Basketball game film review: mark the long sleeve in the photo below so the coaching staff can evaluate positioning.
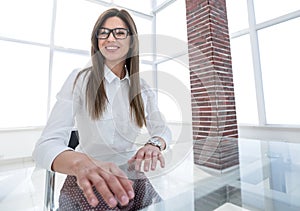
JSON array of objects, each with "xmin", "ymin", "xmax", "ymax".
[
  {"xmin": 32, "ymin": 69, "xmax": 82, "ymax": 170},
  {"xmin": 141, "ymin": 79, "xmax": 172, "ymax": 147}
]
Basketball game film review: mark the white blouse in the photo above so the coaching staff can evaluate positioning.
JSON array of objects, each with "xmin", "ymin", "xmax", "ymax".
[{"xmin": 33, "ymin": 66, "xmax": 172, "ymax": 170}]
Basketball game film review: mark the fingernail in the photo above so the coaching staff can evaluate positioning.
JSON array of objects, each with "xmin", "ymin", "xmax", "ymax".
[
  {"xmin": 90, "ymin": 198, "xmax": 97, "ymax": 207},
  {"xmin": 121, "ymin": 195, "xmax": 129, "ymax": 204},
  {"xmin": 108, "ymin": 197, "xmax": 117, "ymax": 207},
  {"xmin": 128, "ymin": 190, "xmax": 134, "ymax": 199}
]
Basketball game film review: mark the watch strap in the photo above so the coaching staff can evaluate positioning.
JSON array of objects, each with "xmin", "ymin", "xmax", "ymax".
[{"xmin": 145, "ymin": 137, "xmax": 162, "ymax": 151}]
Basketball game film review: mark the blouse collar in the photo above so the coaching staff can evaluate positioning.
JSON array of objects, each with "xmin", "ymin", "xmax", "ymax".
[{"xmin": 104, "ymin": 65, "xmax": 130, "ymax": 85}]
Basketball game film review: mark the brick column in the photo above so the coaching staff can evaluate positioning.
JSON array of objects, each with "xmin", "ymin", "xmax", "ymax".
[{"xmin": 185, "ymin": 0, "xmax": 239, "ymax": 170}]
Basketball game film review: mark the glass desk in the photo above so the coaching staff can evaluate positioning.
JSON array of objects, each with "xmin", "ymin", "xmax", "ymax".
[
  {"xmin": 48, "ymin": 138, "xmax": 300, "ymax": 210},
  {"xmin": 141, "ymin": 138, "xmax": 300, "ymax": 211}
]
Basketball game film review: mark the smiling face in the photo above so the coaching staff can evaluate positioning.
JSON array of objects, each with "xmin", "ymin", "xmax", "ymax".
[{"xmin": 98, "ymin": 17, "xmax": 131, "ymax": 68}]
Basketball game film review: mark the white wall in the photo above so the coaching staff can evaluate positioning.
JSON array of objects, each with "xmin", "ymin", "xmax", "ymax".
[
  {"xmin": 0, "ymin": 128, "xmax": 42, "ymax": 162},
  {"xmin": 238, "ymin": 125, "xmax": 300, "ymax": 143},
  {"xmin": 1, "ymin": 123, "xmax": 298, "ymax": 164},
  {"xmin": 0, "ymin": 122, "xmax": 193, "ymax": 162}
]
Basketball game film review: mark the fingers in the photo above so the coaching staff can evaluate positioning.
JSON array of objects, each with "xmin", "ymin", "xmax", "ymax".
[
  {"xmin": 77, "ymin": 176, "xmax": 100, "ymax": 207},
  {"xmin": 143, "ymin": 150, "xmax": 152, "ymax": 171},
  {"xmin": 76, "ymin": 162, "xmax": 134, "ymax": 208},
  {"xmin": 99, "ymin": 165, "xmax": 135, "ymax": 206},
  {"xmin": 129, "ymin": 146, "xmax": 165, "ymax": 172},
  {"xmin": 158, "ymin": 153, "xmax": 165, "ymax": 168},
  {"xmin": 134, "ymin": 150, "xmax": 145, "ymax": 171},
  {"xmin": 151, "ymin": 151, "xmax": 159, "ymax": 170}
]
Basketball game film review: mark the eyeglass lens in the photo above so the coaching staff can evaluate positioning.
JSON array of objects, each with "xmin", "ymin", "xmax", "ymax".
[{"xmin": 97, "ymin": 28, "xmax": 129, "ymax": 39}]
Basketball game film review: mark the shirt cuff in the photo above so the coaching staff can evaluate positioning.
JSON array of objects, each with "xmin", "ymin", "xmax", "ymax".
[{"xmin": 40, "ymin": 145, "xmax": 74, "ymax": 171}]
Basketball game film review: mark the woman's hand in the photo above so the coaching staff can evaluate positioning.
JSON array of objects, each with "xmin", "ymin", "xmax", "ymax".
[
  {"xmin": 52, "ymin": 151, "xmax": 134, "ymax": 208},
  {"xmin": 128, "ymin": 144, "xmax": 165, "ymax": 172}
]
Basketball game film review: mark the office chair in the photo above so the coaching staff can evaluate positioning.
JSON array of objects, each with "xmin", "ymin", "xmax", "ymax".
[{"xmin": 44, "ymin": 131, "xmax": 79, "ymax": 211}]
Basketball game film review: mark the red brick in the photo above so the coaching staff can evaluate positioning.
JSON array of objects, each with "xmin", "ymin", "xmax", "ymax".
[{"xmin": 186, "ymin": 0, "xmax": 239, "ymax": 171}]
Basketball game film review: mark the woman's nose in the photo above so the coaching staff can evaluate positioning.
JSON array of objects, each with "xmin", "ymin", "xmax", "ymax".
[{"xmin": 107, "ymin": 32, "xmax": 116, "ymax": 41}]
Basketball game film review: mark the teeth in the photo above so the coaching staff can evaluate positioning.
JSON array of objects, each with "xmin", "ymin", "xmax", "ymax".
[{"xmin": 106, "ymin": 46, "xmax": 118, "ymax": 50}]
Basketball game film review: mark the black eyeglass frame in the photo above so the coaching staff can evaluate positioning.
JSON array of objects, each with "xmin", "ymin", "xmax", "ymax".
[{"xmin": 96, "ymin": 27, "xmax": 130, "ymax": 40}]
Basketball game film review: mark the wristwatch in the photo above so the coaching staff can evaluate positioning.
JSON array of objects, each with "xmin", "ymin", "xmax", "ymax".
[{"xmin": 145, "ymin": 137, "xmax": 163, "ymax": 151}]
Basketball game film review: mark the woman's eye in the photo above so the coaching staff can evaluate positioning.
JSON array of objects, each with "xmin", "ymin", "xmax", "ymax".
[
  {"xmin": 100, "ymin": 31, "xmax": 109, "ymax": 35},
  {"xmin": 116, "ymin": 31, "xmax": 125, "ymax": 35}
]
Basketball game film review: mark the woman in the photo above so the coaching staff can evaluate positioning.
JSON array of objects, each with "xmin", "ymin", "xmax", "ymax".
[{"xmin": 33, "ymin": 8, "xmax": 171, "ymax": 210}]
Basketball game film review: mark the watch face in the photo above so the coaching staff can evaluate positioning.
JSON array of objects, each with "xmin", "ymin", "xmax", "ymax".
[{"xmin": 148, "ymin": 138, "xmax": 162, "ymax": 150}]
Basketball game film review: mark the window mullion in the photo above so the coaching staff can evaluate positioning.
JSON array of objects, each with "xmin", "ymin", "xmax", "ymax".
[
  {"xmin": 247, "ymin": 0, "xmax": 266, "ymax": 125},
  {"xmin": 152, "ymin": 0, "xmax": 158, "ymax": 92},
  {"xmin": 47, "ymin": 0, "xmax": 58, "ymax": 117}
]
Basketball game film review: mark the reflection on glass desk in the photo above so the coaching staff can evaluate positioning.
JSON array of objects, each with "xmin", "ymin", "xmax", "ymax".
[
  {"xmin": 142, "ymin": 138, "xmax": 300, "ymax": 211},
  {"xmin": 47, "ymin": 138, "xmax": 299, "ymax": 210}
]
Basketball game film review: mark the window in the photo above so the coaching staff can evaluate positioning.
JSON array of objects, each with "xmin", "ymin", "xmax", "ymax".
[
  {"xmin": 114, "ymin": 0, "xmax": 152, "ymax": 15},
  {"xmin": 226, "ymin": 0, "xmax": 248, "ymax": 33},
  {"xmin": 54, "ymin": 0, "xmax": 107, "ymax": 51},
  {"xmin": 0, "ymin": 41, "xmax": 49, "ymax": 127},
  {"xmin": 157, "ymin": 57, "xmax": 190, "ymax": 123},
  {"xmin": 50, "ymin": 51, "xmax": 90, "ymax": 109},
  {"xmin": 0, "ymin": 0, "xmax": 52, "ymax": 44},
  {"xmin": 155, "ymin": 0, "xmax": 190, "ymax": 123},
  {"xmin": 0, "ymin": 0, "xmax": 156, "ymax": 129},
  {"xmin": 231, "ymin": 35, "xmax": 258, "ymax": 124},
  {"xmin": 156, "ymin": 0, "xmax": 187, "ymax": 41},
  {"xmin": 254, "ymin": 0, "xmax": 300, "ymax": 24},
  {"xmin": 258, "ymin": 18, "xmax": 300, "ymax": 124},
  {"xmin": 227, "ymin": 0, "xmax": 300, "ymax": 126}
]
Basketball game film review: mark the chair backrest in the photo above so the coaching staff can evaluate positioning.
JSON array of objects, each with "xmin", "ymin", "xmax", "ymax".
[{"xmin": 68, "ymin": 130, "xmax": 79, "ymax": 149}]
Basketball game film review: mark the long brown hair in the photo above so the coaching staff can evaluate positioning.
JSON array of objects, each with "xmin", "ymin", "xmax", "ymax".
[{"xmin": 75, "ymin": 8, "xmax": 146, "ymax": 127}]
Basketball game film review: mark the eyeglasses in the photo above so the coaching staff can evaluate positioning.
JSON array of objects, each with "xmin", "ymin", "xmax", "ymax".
[{"xmin": 96, "ymin": 27, "xmax": 130, "ymax": 40}]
